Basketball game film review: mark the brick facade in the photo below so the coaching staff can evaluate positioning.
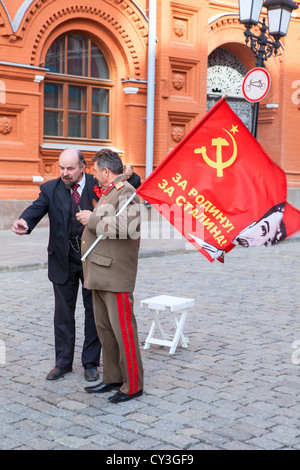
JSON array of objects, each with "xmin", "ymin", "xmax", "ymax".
[{"xmin": 0, "ymin": 1, "xmax": 299, "ymax": 227}]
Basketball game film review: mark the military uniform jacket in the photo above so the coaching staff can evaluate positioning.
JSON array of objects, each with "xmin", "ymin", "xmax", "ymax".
[{"xmin": 82, "ymin": 174, "xmax": 140, "ymax": 293}]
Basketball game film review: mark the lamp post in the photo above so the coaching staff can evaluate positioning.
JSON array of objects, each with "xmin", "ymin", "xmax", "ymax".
[{"xmin": 238, "ymin": 0, "xmax": 298, "ymax": 137}]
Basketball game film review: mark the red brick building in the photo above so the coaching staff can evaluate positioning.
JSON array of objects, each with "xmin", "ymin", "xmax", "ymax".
[{"xmin": 0, "ymin": 0, "xmax": 299, "ymax": 228}]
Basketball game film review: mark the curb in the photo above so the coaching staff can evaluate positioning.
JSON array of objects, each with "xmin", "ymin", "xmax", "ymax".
[
  {"xmin": 0, "ymin": 247, "xmax": 195, "ymax": 273},
  {"xmin": 1, "ymin": 237, "xmax": 299, "ymax": 274}
]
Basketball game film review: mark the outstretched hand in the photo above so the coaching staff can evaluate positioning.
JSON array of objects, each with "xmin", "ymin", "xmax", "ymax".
[{"xmin": 12, "ymin": 218, "xmax": 29, "ymax": 235}]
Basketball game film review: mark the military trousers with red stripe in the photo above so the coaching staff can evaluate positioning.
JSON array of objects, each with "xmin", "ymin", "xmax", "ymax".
[{"xmin": 92, "ymin": 291, "xmax": 143, "ymax": 395}]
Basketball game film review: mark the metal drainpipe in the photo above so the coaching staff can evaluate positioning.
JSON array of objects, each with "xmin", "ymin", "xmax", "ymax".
[{"xmin": 145, "ymin": 0, "xmax": 157, "ymax": 178}]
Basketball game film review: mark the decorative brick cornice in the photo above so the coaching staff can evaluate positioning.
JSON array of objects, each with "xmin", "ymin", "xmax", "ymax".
[
  {"xmin": 18, "ymin": 1, "xmax": 148, "ymax": 39},
  {"xmin": 1, "ymin": 1, "xmax": 148, "ymax": 76},
  {"xmin": 28, "ymin": 2, "xmax": 148, "ymax": 77},
  {"xmin": 209, "ymin": 15, "xmax": 241, "ymax": 31}
]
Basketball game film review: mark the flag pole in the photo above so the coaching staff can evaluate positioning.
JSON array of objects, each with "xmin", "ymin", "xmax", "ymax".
[{"xmin": 81, "ymin": 192, "xmax": 137, "ymax": 261}]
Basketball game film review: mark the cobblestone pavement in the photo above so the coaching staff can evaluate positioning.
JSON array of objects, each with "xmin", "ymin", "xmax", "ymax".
[{"xmin": 0, "ymin": 237, "xmax": 300, "ymax": 450}]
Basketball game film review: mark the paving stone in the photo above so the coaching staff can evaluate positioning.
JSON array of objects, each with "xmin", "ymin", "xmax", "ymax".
[
  {"xmin": 0, "ymin": 239, "xmax": 300, "ymax": 450},
  {"xmin": 56, "ymin": 400, "xmax": 89, "ymax": 411},
  {"xmin": 54, "ymin": 436, "xmax": 92, "ymax": 449}
]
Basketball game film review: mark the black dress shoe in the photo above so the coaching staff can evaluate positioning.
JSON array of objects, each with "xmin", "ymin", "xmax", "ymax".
[
  {"xmin": 46, "ymin": 366, "xmax": 72, "ymax": 381},
  {"xmin": 84, "ymin": 381, "xmax": 123, "ymax": 394},
  {"xmin": 84, "ymin": 363, "xmax": 99, "ymax": 382},
  {"xmin": 108, "ymin": 389, "xmax": 143, "ymax": 403}
]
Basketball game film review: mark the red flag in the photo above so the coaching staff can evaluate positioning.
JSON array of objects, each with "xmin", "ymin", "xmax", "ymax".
[{"xmin": 137, "ymin": 98, "xmax": 300, "ymax": 262}]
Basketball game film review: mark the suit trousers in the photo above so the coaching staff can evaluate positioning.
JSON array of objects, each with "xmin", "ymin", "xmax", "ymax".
[
  {"xmin": 53, "ymin": 249, "xmax": 101, "ymax": 369},
  {"xmin": 92, "ymin": 290, "xmax": 144, "ymax": 395}
]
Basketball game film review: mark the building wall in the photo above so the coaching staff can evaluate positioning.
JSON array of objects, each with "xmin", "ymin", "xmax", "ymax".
[
  {"xmin": 154, "ymin": 0, "xmax": 208, "ymax": 167},
  {"xmin": 0, "ymin": 0, "xmax": 300, "ymax": 228},
  {"xmin": 0, "ymin": 0, "xmax": 149, "ymax": 203}
]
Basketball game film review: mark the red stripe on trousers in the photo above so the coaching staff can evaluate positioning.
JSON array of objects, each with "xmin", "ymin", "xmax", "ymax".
[
  {"xmin": 123, "ymin": 293, "xmax": 139, "ymax": 394},
  {"xmin": 116, "ymin": 293, "xmax": 138, "ymax": 395}
]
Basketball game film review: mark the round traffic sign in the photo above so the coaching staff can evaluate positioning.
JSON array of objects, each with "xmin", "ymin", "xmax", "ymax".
[{"xmin": 242, "ymin": 68, "xmax": 271, "ymax": 103}]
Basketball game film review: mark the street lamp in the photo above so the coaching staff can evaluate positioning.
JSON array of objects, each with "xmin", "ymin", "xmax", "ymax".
[
  {"xmin": 239, "ymin": 0, "xmax": 264, "ymax": 26},
  {"xmin": 238, "ymin": 0, "xmax": 298, "ymax": 137},
  {"xmin": 265, "ymin": 0, "xmax": 298, "ymax": 37}
]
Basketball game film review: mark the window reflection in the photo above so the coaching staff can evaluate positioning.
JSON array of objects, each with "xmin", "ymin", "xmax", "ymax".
[
  {"xmin": 92, "ymin": 115, "xmax": 109, "ymax": 140},
  {"xmin": 91, "ymin": 43, "xmax": 109, "ymax": 79},
  {"xmin": 44, "ymin": 33, "xmax": 111, "ymax": 140},
  {"xmin": 44, "ymin": 82, "xmax": 63, "ymax": 108},
  {"xmin": 45, "ymin": 37, "xmax": 65, "ymax": 74},
  {"xmin": 67, "ymin": 35, "xmax": 89, "ymax": 77},
  {"xmin": 45, "ymin": 34, "xmax": 109, "ymax": 79},
  {"xmin": 44, "ymin": 83, "xmax": 64, "ymax": 136},
  {"xmin": 92, "ymin": 88, "xmax": 109, "ymax": 113},
  {"xmin": 69, "ymin": 85, "xmax": 87, "ymax": 111}
]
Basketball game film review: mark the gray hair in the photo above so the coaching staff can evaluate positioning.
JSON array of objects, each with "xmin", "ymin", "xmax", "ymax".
[
  {"xmin": 92, "ymin": 149, "xmax": 123, "ymax": 174},
  {"xmin": 78, "ymin": 150, "xmax": 87, "ymax": 168}
]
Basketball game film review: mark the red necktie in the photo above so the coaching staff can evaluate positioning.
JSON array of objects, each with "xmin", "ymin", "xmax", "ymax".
[{"xmin": 72, "ymin": 184, "xmax": 80, "ymax": 205}]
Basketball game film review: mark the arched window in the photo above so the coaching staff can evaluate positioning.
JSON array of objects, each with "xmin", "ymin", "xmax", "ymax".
[{"xmin": 44, "ymin": 33, "xmax": 111, "ymax": 141}]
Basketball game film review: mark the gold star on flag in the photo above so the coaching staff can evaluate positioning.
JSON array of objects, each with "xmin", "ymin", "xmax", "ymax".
[{"xmin": 230, "ymin": 125, "xmax": 239, "ymax": 135}]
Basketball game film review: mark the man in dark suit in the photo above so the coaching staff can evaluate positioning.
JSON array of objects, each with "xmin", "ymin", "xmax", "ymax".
[
  {"xmin": 12, "ymin": 148, "xmax": 101, "ymax": 381},
  {"xmin": 123, "ymin": 164, "xmax": 141, "ymax": 190}
]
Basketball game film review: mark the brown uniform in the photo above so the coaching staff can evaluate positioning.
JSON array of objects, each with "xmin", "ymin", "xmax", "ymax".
[{"xmin": 81, "ymin": 174, "xmax": 143, "ymax": 395}]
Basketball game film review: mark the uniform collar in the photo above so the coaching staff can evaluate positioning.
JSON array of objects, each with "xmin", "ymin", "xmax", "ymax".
[{"xmin": 103, "ymin": 174, "xmax": 126, "ymax": 195}]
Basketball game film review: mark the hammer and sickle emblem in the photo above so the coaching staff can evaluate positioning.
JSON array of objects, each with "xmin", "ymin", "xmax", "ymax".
[{"xmin": 194, "ymin": 128, "xmax": 238, "ymax": 177}]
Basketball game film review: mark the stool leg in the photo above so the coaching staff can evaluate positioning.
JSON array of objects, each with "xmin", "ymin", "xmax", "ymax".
[
  {"xmin": 151, "ymin": 308, "xmax": 169, "ymax": 340},
  {"xmin": 169, "ymin": 309, "xmax": 189, "ymax": 354},
  {"xmin": 144, "ymin": 308, "xmax": 169, "ymax": 350},
  {"xmin": 170, "ymin": 309, "xmax": 189, "ymax": 348},
  {"xmin": 144, "ymin": 320, "xmax": 156, "ymax": 349}
]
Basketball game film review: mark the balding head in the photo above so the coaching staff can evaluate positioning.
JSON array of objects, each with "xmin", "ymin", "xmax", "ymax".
[
  {"xmin": 124, "ymin": 164, "xmax": 133, "ymax": 179},
  {"xmin": 59, "ymin": 148, "xmax": 86, "ymax": 189}
]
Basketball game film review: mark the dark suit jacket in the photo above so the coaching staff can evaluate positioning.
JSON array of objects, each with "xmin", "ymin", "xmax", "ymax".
[
  {"xmin": 127, "ymin": 172, "xmax": 141, "ymax": 190},
  {"xmin": 20, "ymin": 173, "xmax": 99, "ymax": 285}
]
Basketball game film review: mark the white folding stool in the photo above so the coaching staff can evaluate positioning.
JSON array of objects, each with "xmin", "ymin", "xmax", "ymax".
[{"xmin": 141, "ymin": 295, "xmax": 195, "ymax": 354}]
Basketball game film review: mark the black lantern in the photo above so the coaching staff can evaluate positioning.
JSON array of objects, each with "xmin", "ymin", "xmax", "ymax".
[
  {"xmin": 239, "ymin": 0, "xmax": 264, "ymax": 26},
  {"xmin": 264, "ymin": 0, "xmax": 298, "ymax": 38}
]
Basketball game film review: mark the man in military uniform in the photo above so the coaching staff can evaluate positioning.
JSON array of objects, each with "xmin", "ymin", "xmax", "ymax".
[{"xmin": 76, "ymin": 149, "xmax": 143, "ymax": 403}]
